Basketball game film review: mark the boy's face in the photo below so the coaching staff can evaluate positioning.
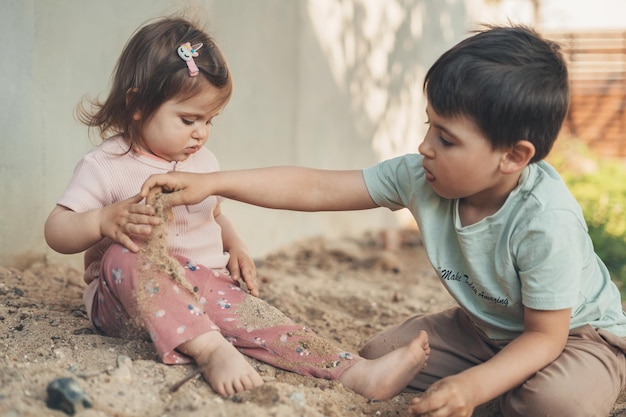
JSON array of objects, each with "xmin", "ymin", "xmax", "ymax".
[{"xmin": 419, "ymin": 104, "xmax": 510, "ymax": 203}]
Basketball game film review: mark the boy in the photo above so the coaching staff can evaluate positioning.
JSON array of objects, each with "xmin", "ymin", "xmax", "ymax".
[{"xmin": 139, "ymin": 25, "xmax": 626, "ymax": 416}]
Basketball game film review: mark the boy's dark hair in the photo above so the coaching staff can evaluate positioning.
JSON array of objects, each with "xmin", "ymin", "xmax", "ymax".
[
  {"xmin": 424, "ymin": 25, "xmax": 569, "ymax": 162},
  {"xmin": 78, "ymin": 16, "xmax": 232, "ymax": 147}
]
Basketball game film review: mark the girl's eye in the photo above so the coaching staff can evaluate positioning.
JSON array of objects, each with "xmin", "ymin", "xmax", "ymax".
[{"xmin": 182, "ymin": 118, "xmax": 194, "ymax": 126}]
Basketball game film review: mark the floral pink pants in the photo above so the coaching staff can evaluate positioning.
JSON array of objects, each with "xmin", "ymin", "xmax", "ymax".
[{"xmin": 90, "ymin": 244, "xmax": 357, "ymax": 380}]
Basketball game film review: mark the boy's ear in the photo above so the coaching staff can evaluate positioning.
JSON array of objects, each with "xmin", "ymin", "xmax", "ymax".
[{"xmin": 500, "ymin": 140, "xmax": 535, "ymax": 174}]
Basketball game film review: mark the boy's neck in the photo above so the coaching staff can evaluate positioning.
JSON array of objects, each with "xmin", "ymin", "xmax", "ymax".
[
  {"xmin": 458, "ymin": 199, "xmax": 503, "ymax": 226},
  {"xmin": 458, "ymin": 172, "xmax": 523, "ymax": 226}
]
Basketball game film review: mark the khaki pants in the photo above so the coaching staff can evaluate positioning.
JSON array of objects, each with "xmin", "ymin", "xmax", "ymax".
[{"xmin": 360, "ymin": 307, "xmax": 626, "ymax": 417}]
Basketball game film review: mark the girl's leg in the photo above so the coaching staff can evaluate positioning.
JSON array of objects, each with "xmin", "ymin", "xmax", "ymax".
[
  {"xmin": 92, "ymin": 244, "xmax": 230, "ymax": 363},
  {"xmin": 93, "ymin": 246, "xmax": 429, "ymax": 399},
  {"xmin": 359, "ymin": 307, "xmax": 501, "ymax": 390},
  {"xmin": 501, "ymin": 325, "xmax": 626, "ymax": 417},
  {"xmin": 176, "ymin": 328, "xmax": 264, "ymax": 397},
  {"xmin": 91, "ymin": 244, "xmax": 263, "ymax": 396},
  {"xmin": 196, "ymin": 268, "xmax": 430, "ymax": 400}
]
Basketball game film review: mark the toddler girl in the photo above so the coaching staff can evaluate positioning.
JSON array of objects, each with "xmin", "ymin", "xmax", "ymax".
[{"xmin": 44, "ymin": 15, "xmax": 429, "ymax": 399}]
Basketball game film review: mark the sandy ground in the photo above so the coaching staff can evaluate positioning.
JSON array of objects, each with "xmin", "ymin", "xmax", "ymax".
[{"xmin": 1, "ymin": 228, "xmax": 625, "ymax": 417}]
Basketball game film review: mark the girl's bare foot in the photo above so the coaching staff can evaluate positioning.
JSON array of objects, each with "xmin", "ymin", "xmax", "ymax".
[
  {"xmin": 178, "ymin": 331, "xmax": 264, "ymax": 397},
  {"xmin": 339, "ymin": 330, "xmax": 430, "ymax": 400}
]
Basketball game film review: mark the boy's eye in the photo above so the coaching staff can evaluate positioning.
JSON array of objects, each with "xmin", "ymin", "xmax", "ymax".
[
  {"xmin": 439, "ymin": 136, "xmax": 453, "ymax": 147},
  {"xmin": 182, "ymin": 118, "xmax": 195, "ymax": 125}
]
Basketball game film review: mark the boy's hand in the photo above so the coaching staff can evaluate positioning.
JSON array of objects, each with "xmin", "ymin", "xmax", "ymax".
[
  {"xmin": 409, "ymin": 375, "xmax": 477, "ymax": 417},
  {"xmin": 227, "ymin": 246, "xmax": 259, "ymax": 297},
  {"xmin": 99, "ymin": 194, "xmax": 160, "ymax": 253},
  {"xmin": 140, "ymin": 172, "xmax": 208, "ymax": 207}
]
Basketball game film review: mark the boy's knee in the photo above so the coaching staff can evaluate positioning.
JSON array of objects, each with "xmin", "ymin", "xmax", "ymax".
[
  {"xmin": 359, "ymin": 322, "xmax": 425, "ymax": 360},
  {"xmin": 358, "ymin": 338, "xmax": 386, "ymax": 360},
  {"xmin": 502, "ymin": 387, "xmax": 557, "ymax": 417},
  {"xmin": 501, "ymin": 384, "xmax": 611, "ymax": 417}
]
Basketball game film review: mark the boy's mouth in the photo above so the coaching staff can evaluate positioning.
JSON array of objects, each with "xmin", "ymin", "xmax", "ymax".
[{"xmin": 424, "ymin": 166, "xmax": 435, "ymax": 182}]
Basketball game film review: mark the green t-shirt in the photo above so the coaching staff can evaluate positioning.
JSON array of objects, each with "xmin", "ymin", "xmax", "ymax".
[{"xmin": 363, "ymin": 154, "xmax": 626, "ymax": 339}]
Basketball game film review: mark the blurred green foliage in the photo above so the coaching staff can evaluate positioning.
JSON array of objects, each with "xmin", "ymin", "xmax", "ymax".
[{"xmin": 549, "ymin": 138, "xmax": 626, "ymax": 297}]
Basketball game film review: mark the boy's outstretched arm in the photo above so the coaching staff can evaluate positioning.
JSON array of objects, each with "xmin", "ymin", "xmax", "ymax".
[
  {"xmin": 140, "ymin": 167, "xmax": 379, "ymax": 212},
  {"xmin": 408, "ymin": 306, "xmax": 571, "ymax": 417}
]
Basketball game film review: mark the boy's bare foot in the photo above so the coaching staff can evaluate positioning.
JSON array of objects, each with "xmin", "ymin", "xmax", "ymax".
[
  {"xmin": 178, "ymin": 331, "xmax": 264, "ymax": 397},
  {"xmin": 339, "ymin": 330, "xmax": 430, "ymax": 400}
]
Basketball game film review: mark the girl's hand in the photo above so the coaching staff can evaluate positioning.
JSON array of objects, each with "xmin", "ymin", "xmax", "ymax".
[
  {"xmin": 99, "ymin": 194, "xmax": 160, "ymax": 252},
  {"xmin": 409, "ymin": 375, "xmax": 477, "ymax": 417},
  {"xmin": 227, "ymin": 245, "xmax": 259, "ymax": 297}
]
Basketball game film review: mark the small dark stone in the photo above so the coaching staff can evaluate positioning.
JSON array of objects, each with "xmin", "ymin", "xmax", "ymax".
[
  {"xmin": 72, "ymin": 327, "xmax": 95, "ymax": 335},
  {"xmin": 13, "ymin": 287, "xmax": 24, "ymax": 297},
  {"xmin": 71, "ymin": 308, "xmax": 87, "ymax": 318},
  {"xmin": 46, "ymin": 377, "xmax": 93, "ymax": 415}
]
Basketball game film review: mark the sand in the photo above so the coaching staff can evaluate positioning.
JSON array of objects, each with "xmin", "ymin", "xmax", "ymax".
[{"xmin": 1, "ymin": 228, "xmax": 625, "ymax": 417}]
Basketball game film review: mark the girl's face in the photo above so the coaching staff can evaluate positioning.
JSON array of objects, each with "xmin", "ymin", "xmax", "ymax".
[
  {"xmin": 136, "ymin": 80, "xmax": 224, "ymax": 162},
  {"xmin": 419, "ymin": 104, "xmax": 512, "ymax": 206}
]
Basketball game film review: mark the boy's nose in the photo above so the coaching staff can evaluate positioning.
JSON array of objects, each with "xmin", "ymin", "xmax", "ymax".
[{"xmin": 418, "ymin": 138, "xmax": 432, "ymax": 157}]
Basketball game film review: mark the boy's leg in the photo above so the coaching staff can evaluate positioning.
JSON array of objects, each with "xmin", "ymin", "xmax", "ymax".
[
  {"xmin": 361, "ymin": 308, "xmax": 626, "ymax": 415},
  {"xmin": 359, "ymin": 307, "xmax": 501, "ymax": 390},
  {"xmin": 502, "ymin": 325, "xmax": 626, "ymax": 417}
]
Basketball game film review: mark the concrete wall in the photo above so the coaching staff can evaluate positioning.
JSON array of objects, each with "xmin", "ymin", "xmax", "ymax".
[{"xmin": 1, "ymin": 0, "xmax": 478, "ymax": 269}]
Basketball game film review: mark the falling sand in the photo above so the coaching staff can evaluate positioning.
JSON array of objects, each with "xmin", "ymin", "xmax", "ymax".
[{"xmin": 136, "ymin": 192, "xmax": 199, "ymax": 317}]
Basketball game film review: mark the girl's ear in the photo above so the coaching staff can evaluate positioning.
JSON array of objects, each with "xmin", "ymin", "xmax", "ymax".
[
  {"xmin": 500, "ymin": 140, "xmax": 535, "ymax": 174},
  {"xmin": 126, "ymin": 88, "xmax": 142, "ymax": 120}
]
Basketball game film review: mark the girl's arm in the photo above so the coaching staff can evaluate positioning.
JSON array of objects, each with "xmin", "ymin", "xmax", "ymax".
[
  {"xmin": 140, "ymin": 167, "xmax": 379, "ymax": 212},
  {"xmin": 213, "ymin": 204, "xmax": 258, "ymax": 297},
  {"xmin": 409, "ymin": 306, "xmax": 571, "ymax": 417},
  {"xmin": 44, "ymin": 195, "xmax": 160, "ymax": 254}
]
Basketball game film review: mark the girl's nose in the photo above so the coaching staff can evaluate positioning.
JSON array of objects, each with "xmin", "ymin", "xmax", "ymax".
[{"xmin": 193, "ymin": 124, "xmax": 208, "ymax": 140}]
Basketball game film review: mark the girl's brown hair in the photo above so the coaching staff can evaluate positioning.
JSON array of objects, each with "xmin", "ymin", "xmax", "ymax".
[{"xmin": 77, "ymin": 16, "xmax": 233, "ymax": 148}]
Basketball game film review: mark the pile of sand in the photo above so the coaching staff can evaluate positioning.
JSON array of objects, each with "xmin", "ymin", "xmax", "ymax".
[{"xmin": 1, "ymin": 227, "xmax": 625, "ymax": 416}]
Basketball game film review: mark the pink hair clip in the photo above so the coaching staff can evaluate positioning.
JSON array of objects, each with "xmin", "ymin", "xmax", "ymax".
[{"xmin": 177, "ymin": 42, "xmax": 203, "ymax": 77}]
